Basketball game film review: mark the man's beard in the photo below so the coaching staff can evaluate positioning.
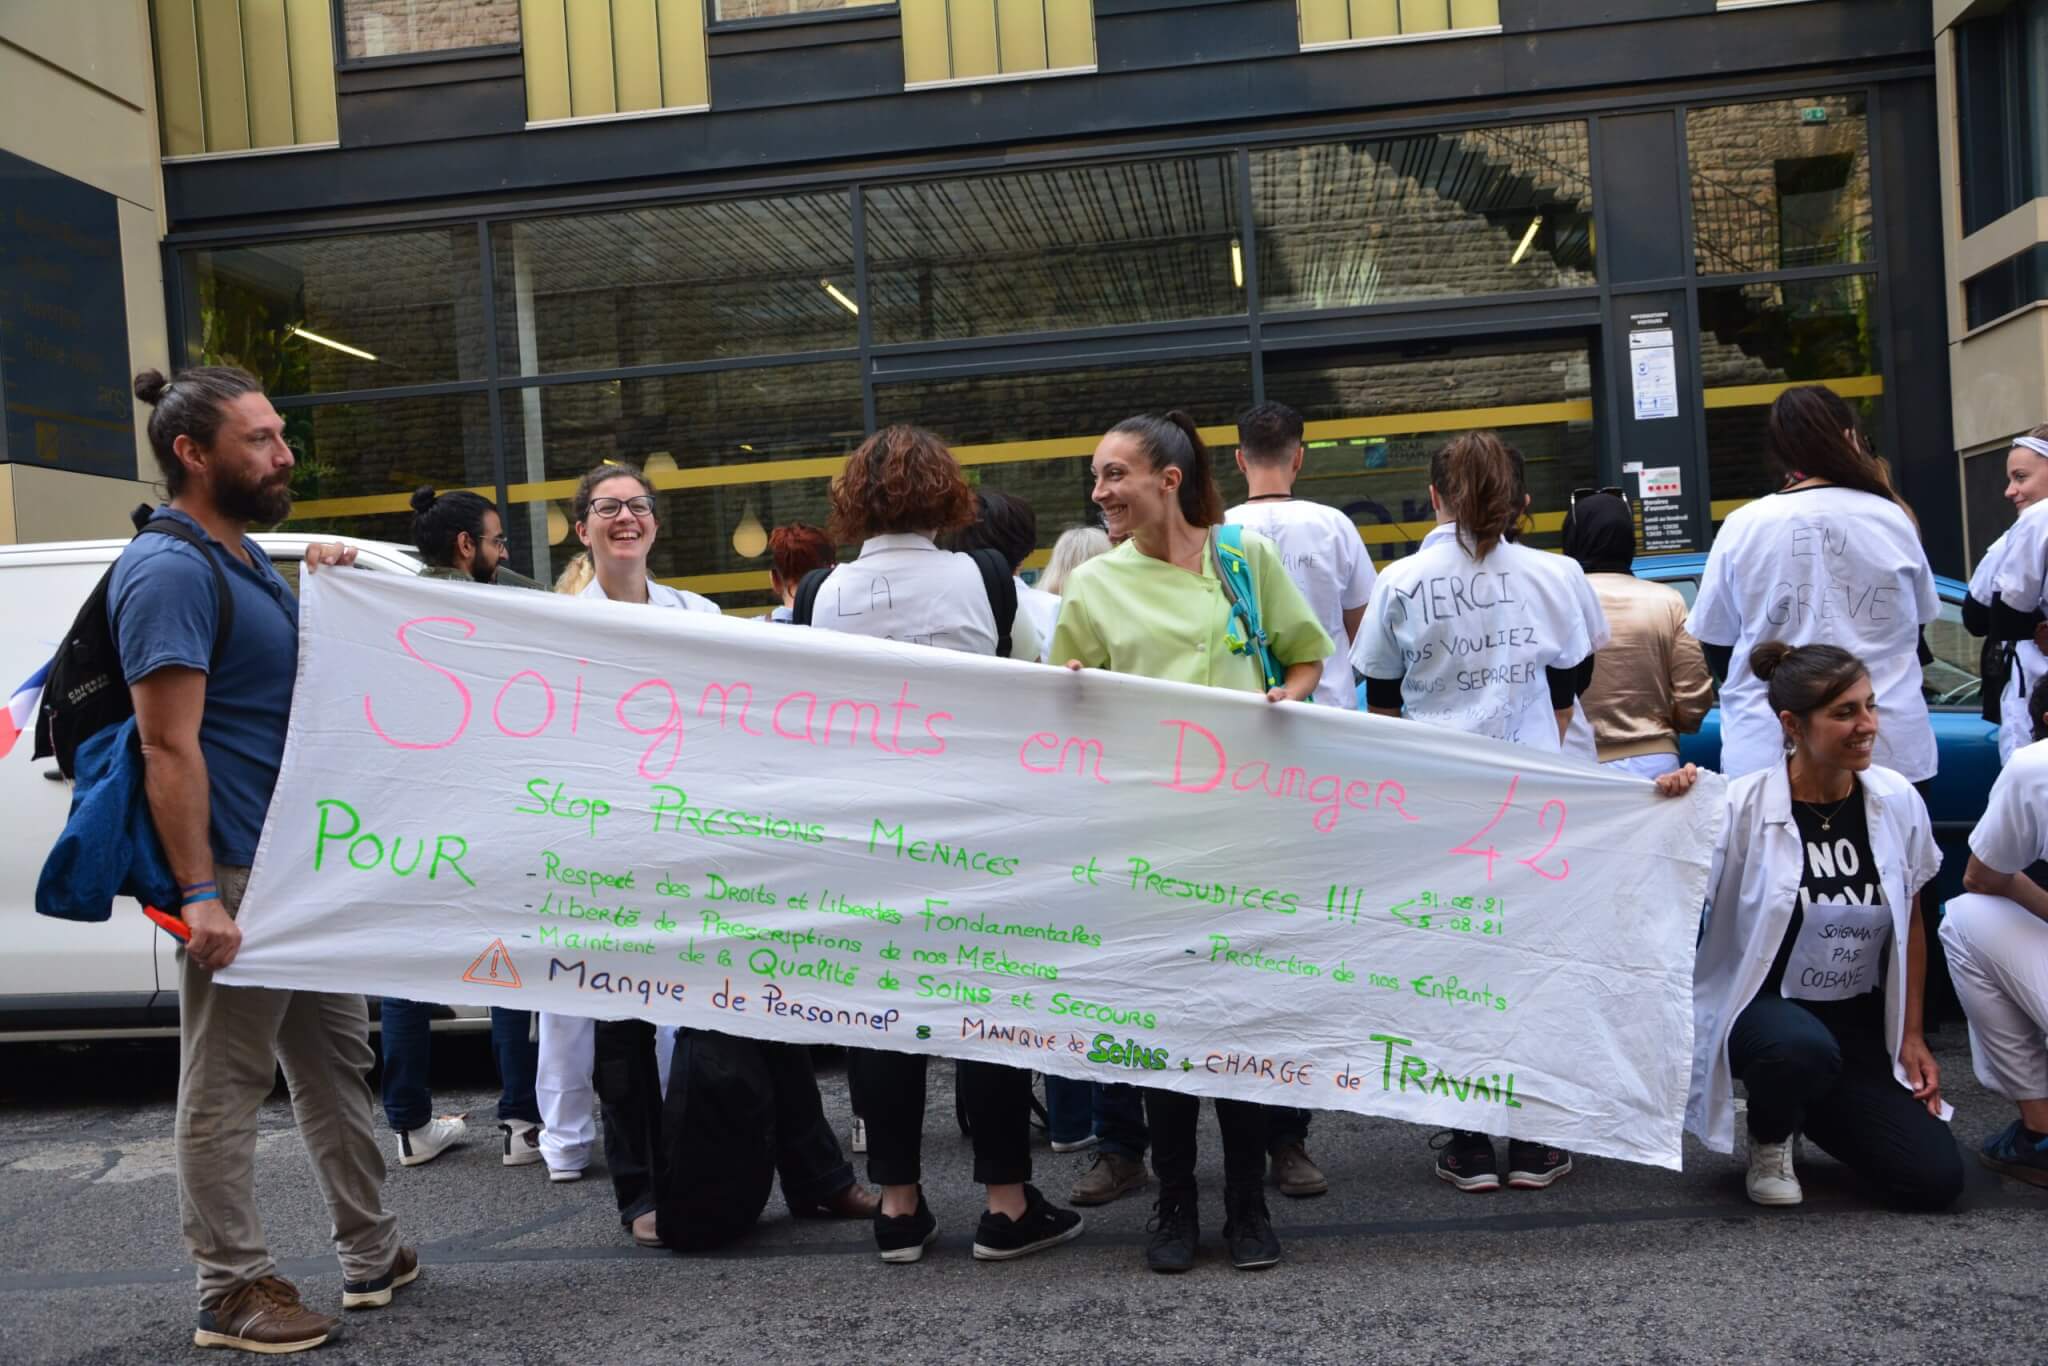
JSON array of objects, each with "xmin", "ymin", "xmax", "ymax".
[
  {"xmin": 469, "ymin": 558, "xmax": 496, "ymax": 584},
  {"xmin": 215, "ymin": 468, "xmax": 293, "ymax": 525}
]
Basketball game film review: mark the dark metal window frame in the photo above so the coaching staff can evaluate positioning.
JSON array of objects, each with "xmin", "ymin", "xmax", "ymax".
[
  {"xmin": 1954, "ymin": 1, "xmax": 2043, "ymax": 237},
  {"xmin": 160, "ymin": 65, "xmax": 1910, "ymax": 575},
  {"xmin": 329, "ymin": 0, "xmax": 523, "ymax": 72}
]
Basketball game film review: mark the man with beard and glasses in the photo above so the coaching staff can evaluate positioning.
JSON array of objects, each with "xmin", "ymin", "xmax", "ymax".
[
  {"xmin": 372, "ymin": 487, "xmax": 545, "ymax": 1173},
  {"xmin": 114, "ymin": 366, "xmax": 413, "ymax": 1355}
]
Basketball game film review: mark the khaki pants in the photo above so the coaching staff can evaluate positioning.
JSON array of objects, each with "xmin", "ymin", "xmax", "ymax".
[{"xmin": 175, "ymin": 866, "xmax": 399, "ymax": 1307}]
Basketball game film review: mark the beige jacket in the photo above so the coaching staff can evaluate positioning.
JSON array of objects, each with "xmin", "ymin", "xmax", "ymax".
[{"xmin": 1582, "ymin": 573, "xmax": 1714, "ymax": 761}]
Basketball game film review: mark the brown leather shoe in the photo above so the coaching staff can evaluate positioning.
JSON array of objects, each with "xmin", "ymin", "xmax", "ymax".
[
  {"xmin": 1270, "ymin": 1142, "xmax": 1329, "ymax": 1198},
  {"xmin": 631, "ymin": 1211, "xmax": 663, "ymax": 1248},
  {"xmin": 194, "ymin": 1275, "xmax": 341, "ymax": 1353},
  {"xmin": 341, "ymin": 1246, "xmax": 419, "ymax": 1310},
  {"xmin": 1069, "ymin": 1151, "xmax": 1148, "ymax": 1206},
  {"xmin": 791, "ymin": 1181, "xmax": 881, "ymax": 1219}
]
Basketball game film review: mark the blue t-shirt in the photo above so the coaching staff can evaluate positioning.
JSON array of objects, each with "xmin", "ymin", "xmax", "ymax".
[{"xmin": 108, "ymin": 509, "xmax": 299, "ymax": 867}]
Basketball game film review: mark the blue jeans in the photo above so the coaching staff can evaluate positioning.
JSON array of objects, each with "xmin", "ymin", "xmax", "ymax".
[
  {"xmin": 1094, "ymin": 1082, "xmax": 1149, "ymax": 1160},
  {"xmin": 380, "ymin": 1000, "xmax": 540, "ymax": 1133},
  {"xmin": 1044, "ymin": 1075, "xmax": 1094, "ymax": 1145}
]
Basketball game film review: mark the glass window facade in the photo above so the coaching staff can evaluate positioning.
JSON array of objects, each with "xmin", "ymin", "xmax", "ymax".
[
  {"xmin": 1956, "ymin": 0, "xmax": 2047, "ymax": 236},
  {"xmin": 1964, "ymin": 243, "xmax": 2048, "ymax": 331},
  {"xmin": 715, "ymin": 0, "xmax": 890, "ymax": 20},
  {"xmin": 284, "ymin": 392, "xmax": 495, "ymax": 542},
  {"xmin": 1687, "ymin": 94, "xmax": 1871, "ymax": 276},
  {"xmin": 340, "ymin": 0, "xmax": 520, "ymax": 60},
  {"xmin": 1251, "ymin": 123, "xmax": 1595, "ymax": 314}
]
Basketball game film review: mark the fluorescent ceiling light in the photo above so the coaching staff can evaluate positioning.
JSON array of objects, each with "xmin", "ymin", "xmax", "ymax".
[
  {"xmin": 820, "ymin": 280, "xmax": 859, "ymax": 315},
  {"xmin": 1509, "ymin": 215, "xmax": 1543, "ymax": 267},
  {"xmin": 286, "ymin": 323, "xmax": 377, "ymax": 362},
  {"xmin": 1231, "ymin": 239, "xmax": 1244, "ymax": 289}
]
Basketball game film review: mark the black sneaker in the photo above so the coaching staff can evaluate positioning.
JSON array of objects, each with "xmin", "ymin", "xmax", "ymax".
[
  {"xmin": 1223, "ymin": 1188, "xmax": 1282, "ymax": 1270},
  {"xmin": 1507, "ymin": 1139, "xmax": 1573, "ymax": 1190},
  {"xmin": 875, "ymin": 1193, "xmax": 939, "ymax": 1264},
  {"xmin": 1144, "ymin": 1189, "xmax": 1200, "ymax": 1274},
  {"xmin": 971, "ymin": 1184, "xmax": 1084, "ymax": 1261},
  {"xmin": 1431, "ymin": 1130, "xmax": 1500, "ymax": 1192}
]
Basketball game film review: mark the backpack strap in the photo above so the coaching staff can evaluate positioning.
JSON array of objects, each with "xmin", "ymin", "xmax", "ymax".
[
  {"xmin": 1210, "ymin": 524, "xmax": 1282, "ymax": 690},
  {"xmin": 965, "ymin": 548, "xmax": 1018, "ymax": 659},
  {"xmin": 135, "ymin": 517, "xmax": 237, "ymax": 670},
  {"xmin": 791, "ymin": 566, "xmax": 833, "ymax": 626}
]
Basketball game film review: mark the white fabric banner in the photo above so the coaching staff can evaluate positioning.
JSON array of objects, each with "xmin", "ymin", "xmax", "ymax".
[{"xmin": 222, "ymin": 571, "xmax": 1725, "ymax": 1169}]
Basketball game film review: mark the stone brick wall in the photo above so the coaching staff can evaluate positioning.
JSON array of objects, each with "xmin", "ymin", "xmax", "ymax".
[{"xmin": 341, "ymin": 0, "xmax": 519, "ymax": 60}]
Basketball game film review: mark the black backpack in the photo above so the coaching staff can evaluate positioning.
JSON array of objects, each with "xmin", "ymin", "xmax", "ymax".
[
  {"xmin": 33, "ymin": 505, "xmax": 235, "ymax": 779},
  {"xmin": 791, "ymin": 546, "xmax": 1018, "ymax": 656}
]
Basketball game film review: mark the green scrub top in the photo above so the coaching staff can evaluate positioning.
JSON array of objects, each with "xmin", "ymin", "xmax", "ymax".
[{"xmin": 1050, "ymin": 531, "xmax": 1334, "ymax": 693}]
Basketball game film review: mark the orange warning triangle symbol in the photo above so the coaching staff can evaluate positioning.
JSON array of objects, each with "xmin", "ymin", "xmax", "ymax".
[{"xmin": 463, "ymin": 939, "xmax": 523, "ymax": 989}]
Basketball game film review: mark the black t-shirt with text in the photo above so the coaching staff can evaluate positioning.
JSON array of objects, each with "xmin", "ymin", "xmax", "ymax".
[{"xmin": 1765, "ymin": 778, "xmax": 1890, "ymax": 1026}]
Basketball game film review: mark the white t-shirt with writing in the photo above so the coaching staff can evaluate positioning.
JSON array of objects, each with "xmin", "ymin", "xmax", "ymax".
[
  {"xmin": 1688, "ymin": 486, "xmax": 1939, "ymax": 781},
  {"xmin": 1968, "ymin": 506, "xmax": 2048, "ymax": 765},
  {"xmin": 1969, "ymin": 735, "xmax": 2048, "ymax": 874},
  {"xmin": 808, "ymin": 533, "xmax": 1040, "ymax": 660},
  {"xmin": 1226, "ymin": 499, "xmax": 1377, "ymax": 707},
  {"xmin": 1353, "ymin": 522, "xmax": 1599, "ymax": 752}
]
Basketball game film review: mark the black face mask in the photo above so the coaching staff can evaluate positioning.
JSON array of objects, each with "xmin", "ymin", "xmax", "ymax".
[{"xmin": 1563, "ymin": 493, "xmax": 1635, "ymax": 575}]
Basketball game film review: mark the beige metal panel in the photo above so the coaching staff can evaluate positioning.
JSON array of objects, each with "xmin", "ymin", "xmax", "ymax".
[
  {"xmin": 0, "ymin": 2, "xmax": 150, "ymax": 106},
  {"xmin": 6, "ymin": 465, "xmax": 159, "ymax": 543},
  {"xmin": 0, "ymin": 40, "xmax": 158, "ymax": 204},
  {"xmin": 1347, "ymin": 0, "xmax": 1397, "ymax": 39},
  {"xmin": 1956, "ymin": 198, "xmax": 2048, "ymax": 281},
  {"xmin": 654, "ymin": 0, "xmax": 708, "ymax": 108},
  {"xmin": 1397, "ymin": 0, "xmax": 1451, "ymax": 33},
  {"xmin": 611, "ymin": 0, "xmax": 663, "ymax": 111},
  {"xmin": 1935, "ymin": 28, "xmax": 1964, "ymax": 341},
  {"xmin": 521, "ymin": 0, "xmax": 573, "ymax": 120},
  {"xmin": 193, "ymin": 0, "xmax": 250, "ymax": 150},
  {"xmin": 565, "ymin": 0, "xmax": 619, "ymax": 115},
  {"xmin": 285, "ymin": 0, "xmax": 336, "ymax": 142},
  {"xmin": 151, "ymin": 0, "xmax": 207, "ymax": 157},
  {"xmin": 1297, "ymin": 0, "xmax": 1348, "ymax": 44},
  {"xmin": 995, "ymin": 0, "xmax": 1047, "ymax": 73},
  {"xmin": 118, "ymin": 199, "xmax": 167, "ymax": 480},
  {"xmin": 948, "ymin": 0, "xmax": 1000, "ymax": 80},
  {"xmin": 1043, "ymin": 0, "xmax": 1092, "ymax": 68},
  {"xmin": 0, "ymin": 468, "xmax": 15, "ymax": 545},
  {"xmin": 1449, "ymin": 0, "xmax": 1497, "ymax": 27},
  {"xmin": 900, "ymin": 0, "xmax": 953, "ymax": 82},
  {"xmin": 240, "ymin": 0, "xmax": 296, "ymax": 147},
  {"xmin": 1951, "ymin": 309, "xmax": 2048, "ymax": 451}
]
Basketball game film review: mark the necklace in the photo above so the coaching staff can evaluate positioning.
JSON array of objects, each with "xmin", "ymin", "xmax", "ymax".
[{"xmin": 1796, "ymin": 793, "xmax": 1854, "ymax": 831}]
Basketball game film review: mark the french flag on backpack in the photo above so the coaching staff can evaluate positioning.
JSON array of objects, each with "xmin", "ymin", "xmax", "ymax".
[{"xmin": 2, "ymin": 660, "xmax": 49, "ymax": 759}]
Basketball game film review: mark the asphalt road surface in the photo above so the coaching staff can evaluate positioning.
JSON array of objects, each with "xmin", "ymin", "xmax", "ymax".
[{"xmin": 1, "ymin": 1028, "xmax": 2040, "ymax": 1365}]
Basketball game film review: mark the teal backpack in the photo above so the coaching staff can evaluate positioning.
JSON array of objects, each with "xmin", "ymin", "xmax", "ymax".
[{"xmin": 1211, "ymin": 524, "xmax": 1284, "ymax": 691}]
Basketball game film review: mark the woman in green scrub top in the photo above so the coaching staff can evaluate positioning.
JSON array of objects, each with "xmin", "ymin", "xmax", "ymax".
[{"xmin": 1050, "ymin": 411, "xmax": 1332, "ymax": 1275}]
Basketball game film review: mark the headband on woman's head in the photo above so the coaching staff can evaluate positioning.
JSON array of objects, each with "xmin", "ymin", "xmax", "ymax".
[{"xmin": 2014, "ymin": 436, "xmax": 2048, "ymax": 460}]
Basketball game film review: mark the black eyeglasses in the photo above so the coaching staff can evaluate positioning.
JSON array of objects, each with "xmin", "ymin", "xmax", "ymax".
[
  {"xmin": 587, "ymin": 495, "xmax": 655, "ymax": 519},
  {"xmin": 1570, "ymin": 486, "xmax": 1629, "ymax": 512},
  {"xmin": 480, "ymin": 533, "xmax": 509, "ymax": 549}
]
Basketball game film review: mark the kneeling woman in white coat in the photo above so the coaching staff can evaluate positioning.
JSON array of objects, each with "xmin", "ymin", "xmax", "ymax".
[{"xmin": 1690, "ymin": 641, "xmax": 1963, "ymax": 1211}]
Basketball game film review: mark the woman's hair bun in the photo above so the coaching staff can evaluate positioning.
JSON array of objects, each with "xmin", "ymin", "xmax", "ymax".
[
  {"xmin": 410, "ymin": 485, "xmax": 439, "ymax": 515},
  {"xmin": 1748, "ymin": 640, "xmax": 1793, "ymax": 681},
  {"xmin": 133, "ymin": 369, "xmax": 170, "ymax": 405}
]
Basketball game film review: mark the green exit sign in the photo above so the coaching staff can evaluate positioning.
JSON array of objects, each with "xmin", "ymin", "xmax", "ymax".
[{"xmin": 1801, "ymin": 106, "xmax": 1829, "ymax": 125}]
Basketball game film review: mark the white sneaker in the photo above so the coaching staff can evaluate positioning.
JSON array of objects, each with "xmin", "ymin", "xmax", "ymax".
[
  {"xmin": 397, "ymin": 1116, "xmax": 467, "ymax": 1167},
  {"xmin": 501, "ymin": 1120, "xmax": 543, "ymax": 1167},
  {"xmin": 1050, "ymin": 1133, "xmax": 1100, "ymax": 1154},
  {"xmin": 1745, "ymin": 1137, "xmax": 1802, "ymax": 1206}
]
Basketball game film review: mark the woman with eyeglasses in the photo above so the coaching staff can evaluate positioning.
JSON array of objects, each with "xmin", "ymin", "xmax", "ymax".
[
  {"xmin": 1562, "ymin": 488, "xmax": 1713, "ymax": 779},
  {"xmin": 1687, "ymin": 386, "xmax": 1939, "ymax": 784},
  {"xmin": 549, "ymin": 463, "xmax": 877, "ymax": 1249}
]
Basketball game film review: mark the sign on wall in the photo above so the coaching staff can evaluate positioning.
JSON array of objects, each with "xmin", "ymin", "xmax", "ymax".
[{"xmin": 221, "ymin": 572, "xmax": 1726, "ymax": 1169}]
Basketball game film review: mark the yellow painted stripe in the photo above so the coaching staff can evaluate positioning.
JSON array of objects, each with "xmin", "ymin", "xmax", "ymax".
[
  {"xmin": 656, "ymin": 545, "xmax": 1056, "ymax": 597},
  {"xmin": 1303, "ymin": 399, "xmax": 1592, "ymax": 442},
  {"xmin": 1701, "ymin": 375, "xmax": 1884, "ymax": 410},
  {"xmin": 1711, "ymin": 497, "xmax": 1755, "ymax": 520},
  {"xmin": 291, "ymin": 482, "xmax": 496, "ymax": 518},
  {"xmin": 5, "ymin": 402, "xmax": 133, "ymax": 433}
]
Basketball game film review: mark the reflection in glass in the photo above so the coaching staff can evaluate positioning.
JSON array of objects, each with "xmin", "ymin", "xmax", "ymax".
[
  {"xmin": 1687, "ymin": 94, "xmax": 1871, "ymax": 276},
  {"xmin": 863, "ymin": 158, "xmax": 1243, "ymax": 344},
  {"xmin": 182, "ymin": 230, "xmax": 485, "ymax": 396},
  {"xmin": 1699, "ymin": 276, "xmax": 1883, "ymax": 511},
  {"xmin": 278, "ymin": 393, "xmax": 494, "ymax": 542},
  {"xmin": 501, "ymin": 362, "xmax": 864, "ymax": 601},
  {"xmin": 874, "ymin": 357, "xmax": 1255, "ymax": 535},
  {"xmin": 715, "ymin": 0, "xmax": 885, "ymax": 18},
  {"xmin": 492, "ymin": 194, "xmax": 857, "ymax": 374},
  {"xmin": 1251, "ymin": 122, "xmax": 1594, "ymax": 314},
  {"xmin": 340, "ymin": 0, "xmax": 521, "ymax": 59},
  {"xmin": 1263, "ymin": 340, "xmax": 1595, "ymax": 558}
]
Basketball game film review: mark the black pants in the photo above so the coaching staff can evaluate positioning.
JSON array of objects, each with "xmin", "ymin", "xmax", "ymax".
[
  {"xmin": 851, "ymin": 1049, "xmax": 1032, "ymax": 1187},
  {"xmin": 1146, "ymin": 1089, "xmax": 1267, "ymax": 1197},
  {"xmin": 1728, "ymin": 993, "xmax": 1964, "ymax": 1211},
  {"xmin": 595, "ymin": 1021, "xmax": 856, "ymax": 1224},
  {"xmin": 1264, "ymin": 1105, "xmax": 1311, "ymax": 1152}
]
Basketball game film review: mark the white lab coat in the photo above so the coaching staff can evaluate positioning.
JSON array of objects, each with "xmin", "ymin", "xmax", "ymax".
[
  {"xmin": 1687, "ymin": 486, "xmax": 1939, "ymax": 781},
  {"xmin": 577, "ymin": 577, "xmax": 723, "ymax": 615},
  {"xmin": 1973, "ymin": 499, "xmax": 2048, "ymax": 764},
  {"xmin": 1354, "ymin": 522, "xmax": 1603, "ymax": 753},
  {"xmin": 1687, "ymin": 759, "xmax": 1947, "ymax": 1153}
]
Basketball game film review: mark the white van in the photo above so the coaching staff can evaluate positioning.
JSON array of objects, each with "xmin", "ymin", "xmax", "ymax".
[{"xmin": 0, "ymin": 530, "xmax": 485, "ymax": 1041}]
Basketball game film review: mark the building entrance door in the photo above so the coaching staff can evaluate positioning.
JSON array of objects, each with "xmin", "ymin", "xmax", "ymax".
[{"xmin": 1259, "ymin": 335, "xmax": 1599, "ymax": 568}]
